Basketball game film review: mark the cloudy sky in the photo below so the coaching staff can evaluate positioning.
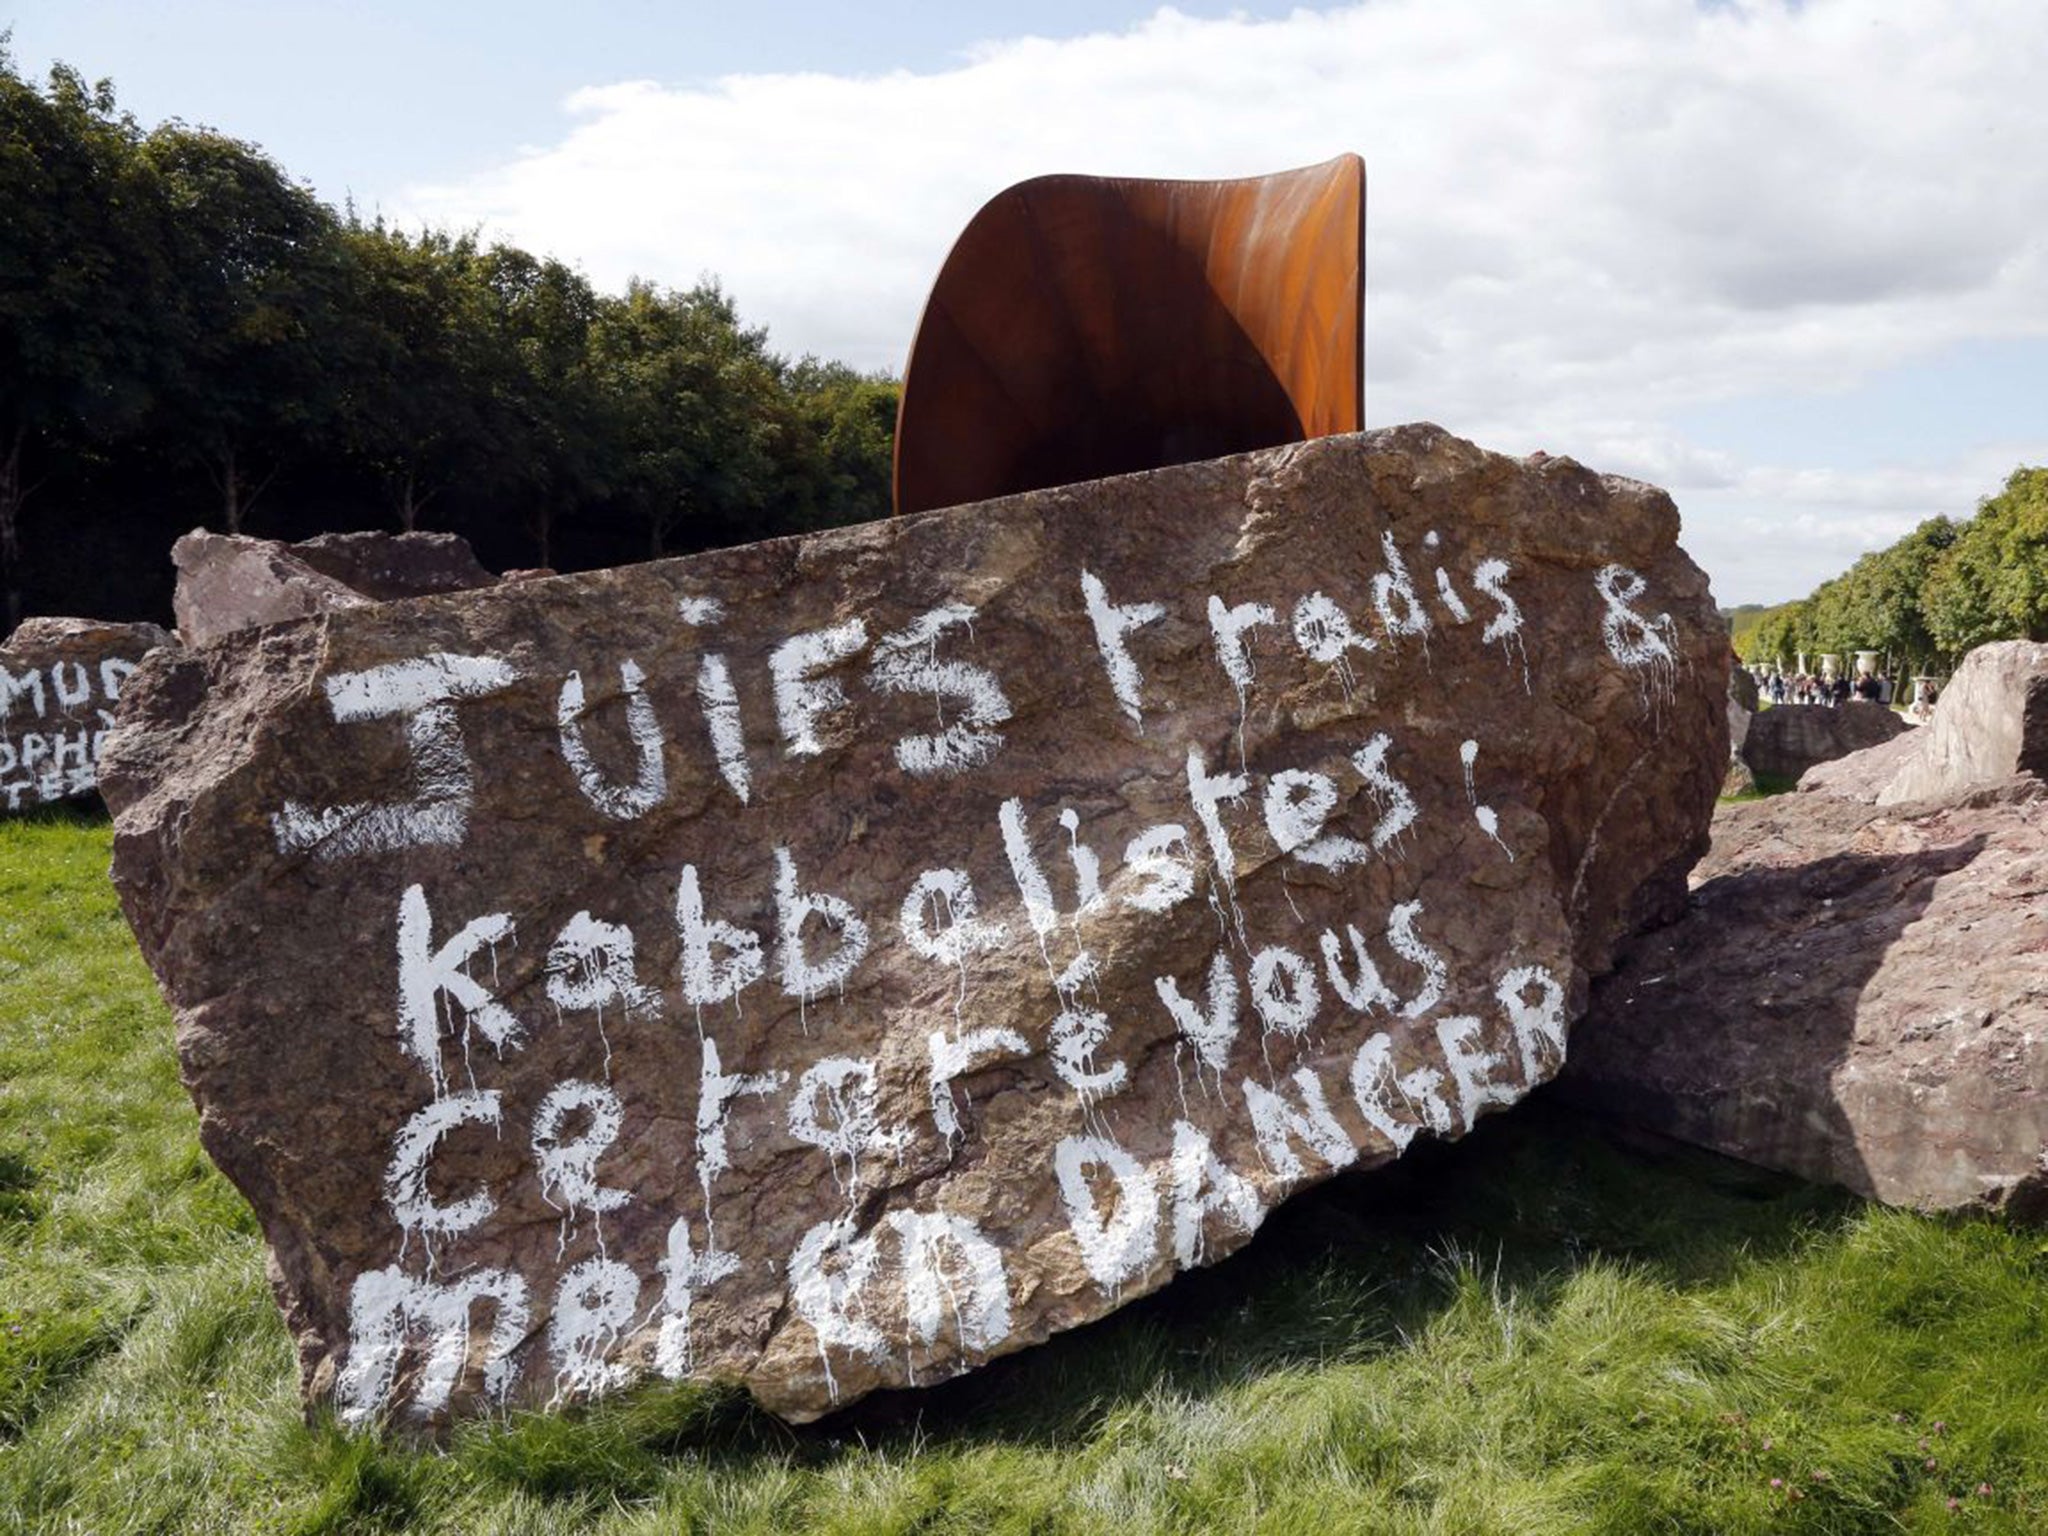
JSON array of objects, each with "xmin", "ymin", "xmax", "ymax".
[{"xmin": 11, "ymin": 0, "xmax": 2047, "ymax": 605}]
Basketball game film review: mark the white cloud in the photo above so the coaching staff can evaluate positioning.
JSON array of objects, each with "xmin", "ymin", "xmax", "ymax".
[{"xmin": 398, "ymin": 0, "xmax": 2048, "ymax": 601}]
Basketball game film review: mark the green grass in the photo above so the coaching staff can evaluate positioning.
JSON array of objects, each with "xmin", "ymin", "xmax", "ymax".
[{"xmin": 6, "ymin": 814, "xmax": 2048, "ymax": 1533}]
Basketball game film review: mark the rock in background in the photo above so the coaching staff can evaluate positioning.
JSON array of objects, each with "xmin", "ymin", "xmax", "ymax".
[
  {"xmin": 1740, "ymin": 700, "xmax": 1906, "ymax": 786},
  {"xmin": 172, "ymin": 529, "xmax": 499, "ymax": 647},
  {"xmin": 1567, "ymin": 641, "xmax": 2048, "ymax": 1215},
  {"xmin": 1, "ymin": 616, "xmax": 171, "ymax": 813},
  {"xmin": 102, "ymin": 425, "xmax": 1725, "ymax": 1427}
]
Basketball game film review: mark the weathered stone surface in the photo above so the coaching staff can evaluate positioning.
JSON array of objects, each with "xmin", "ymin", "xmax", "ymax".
[
  {"xmin": 1876, "ymin": 641, "xmax": 2048, "ymax": 806},
  {"xmin": 1565, "ymin": 777, "xmax": 2048, "ymax": 1217},
  {"xmin": 1, "ymin": 616, "xmax": 171, "ymax": 813},
  {"xmin": 1740, "ymin": 701, "xmax": 1907, "ymax": 785},
  {"xmin": 102, "ymin": 425, "xmax": 1724, "ymax": 1428},
  {"xmin": 1730, "ymin": 665, "xmax": 1759, "ymax": 714},
  {"xmin": 172, "ymin": 529, "xmax": 498, "ymax": 646},
  {"xmin": 292, "ymin": 531, "xmax": 498, "ymax": 603},
  {"xmin": 1797, "ymin": 723, "xmax": 1926, "ymax": 803}
]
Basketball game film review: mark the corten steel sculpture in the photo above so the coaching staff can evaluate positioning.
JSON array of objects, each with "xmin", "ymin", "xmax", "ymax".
[{"xmin": 893, "ymin": 153, "xmax": 1364, "ymax": 515}]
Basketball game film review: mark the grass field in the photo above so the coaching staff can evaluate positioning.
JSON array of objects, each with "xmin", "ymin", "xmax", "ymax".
[{"xmin": 5, "ymin": 813, "xmax": 2048, "ymax": 1534}]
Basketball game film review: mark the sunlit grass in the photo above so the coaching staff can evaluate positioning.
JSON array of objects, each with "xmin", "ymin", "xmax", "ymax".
[{"xmin": 4, "ymin": 814, "xmax": 2046, "ymax": 1533}]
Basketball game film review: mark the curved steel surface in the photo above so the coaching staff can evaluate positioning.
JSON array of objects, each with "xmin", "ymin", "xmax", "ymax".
[{"xmin": 894, "ymin": 154, "xmax": 1364, "ymax": 515}]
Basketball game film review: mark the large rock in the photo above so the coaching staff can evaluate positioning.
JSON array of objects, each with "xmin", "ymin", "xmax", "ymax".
[
  {"xmin": 172, "ymin": 529, "xmax": 497, "ymax": 646},
  {"xmin": 1876, "ymin": 641, "xmax": 2048, "ymax": 806},
  {"xmin": 1565, "ymin": 778, "xmax": 2048, "ymax": 1216},
  {"xmin": 102, "ymin": 425, "xmax": 1725, "ymax": 1428},
  {"xmin": 1, "ymin": 616, "xmax": 171, "ymax": 813},
  {"xmin": 1740, "ymin": 700, "xmax": 1906, "ymax": 785},
  {"xmin": 1796, "ymin": 642, "xmax": 2048, "ymax": 808}
]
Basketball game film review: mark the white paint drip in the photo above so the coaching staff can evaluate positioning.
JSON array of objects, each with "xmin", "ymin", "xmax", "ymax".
[
  {"xmin": 1054, "ymin": 1133, "xmax": 1161, "ymax": 1291},
  {"xmin": 1058, "ymin": 808, "xmax": 1106, "ymax": 919},
  {"xmin": 1155, "ymin": 949, "xmax": 1239, "ymax": 1073},
  {"xmin": 927, "ymin": 1024, "xmax": 1032, "ymax": 1142},
  {"xmin": 1435, "ymin": 1014, "xmax": 1512, "ymax": 1130},
  {"xmin": 335, "ymin": 1265, "xmax": 530, "ymax": 1424},
  {"xmin": 556, "ymin": 659, "xmax": 667, "ymax": 819},
  {"xmin": 384, "ymin": 1090, "xmax": 501, "ymax": 1238},
  {"xmin": 786, "ymin": 1055, "xmax": 905, "ymax": 1191},
  {"xmin": 654, "ymin": 1216, "xmax": 741, "ymax": 1379},
  {"xmin": 274, "ymin": 652, "xmax": 518, "ymax": 859},
  {"xmin": 774, "ymin": 847, "xmax": 870, "ymax": 1002},
  {"xmin": 1459, "ymin": 739, "xmax": 1516, "ymax": 859},
  {"xmin": 695, "ymin": 653, "xmax": 751, "ymax": 804},
  {"xmin": 1080, "ymin": 569, "xmax": 1166, "ymax": 727},
  {"xmin": 1498, "ymin": 964, "xmax": 1569, "ymax": 1086},
  {"xmin": 1247, "ymin": 945, "xmax": 1320, "ymax": 1038},
  {"xmin": 1168, "ymin": 1119, "xmax": 1264, "ymax": 1268},
  {"xmin": 787, "ymin": 1215, "xmax": 886, "ymax": 1400},
  {"xmin": 770, "ymin": 619, "xmax": 868, "ymax": 756},
  {"xmin": 676, "ymin": 595, "xmax": 725, "ymax": 627},
  {"xmin": 545, "ymin": 911, "xmax": 660, "ymax": 1020},
  {"xmin": 675, "ymin": 864, "xmax": 764, "ymax": 1006},
  {"xmin": 867, "ymin": 603, "xmax": 1012, "ymax": 775},
  {"xmin": 531, "ymin": 1079, "xmax": 633, "ymax": 1218},
  {"xmin": 900, "ymin": 868, "xmax": 1007, "ymax": 966},
  {"xmin": 1387, "ymin": 901, "xmax": 1447, "ymax": 1018},
  {"xmin": 998, "ymin": 798, "xmax": 1059, "ymax": 939},
  {"xmin": 695, "ymin": 1035, "xmax": 787, "ymax": 1228},
  {"xmin": 1120, "ymin": 822, "xmax": 1196, "ymax": 913},
  {"xmin": 1242, "ymin": 1070, "xmax": 1356, "ymax": 1180},
  {"xmin": 1351, "ymin": 733, "xmax": 1418, "ymax": 854},
  {"xmin": 547, "ymin": 1257, "xmax": 640, "ymax": 1401},
  {"xmin": 1372, "ymin": 532, "xmax": 1430, "ymax": 640},
  {"xmin": 887, "ymin": 1209, "xmax": 1011, "ymax": 1355},
  {"xmin": 1596, "ymin": 564, "xmax": 1676, "ymax": 668},
  {"xmin": 1264, "ymin": 768, "xmax": 1369, "ymax": 871},
  {"xmin": 1348, "ymin": 1034, "xmax": 1420, "ymax": 1152},
  {"xmin": 396, "ymin": 884, "xmax": 520, "ymax": 1093},
  {"xmin": 1185, "ymin": 746, "xmax": 1250, "ymax": 903},
  {"xmin": 1320, "ymin": 925, "xmax": 1399, "ymax": 1014}
]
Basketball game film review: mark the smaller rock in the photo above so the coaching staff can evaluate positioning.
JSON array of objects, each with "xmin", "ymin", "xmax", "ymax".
[
  {"xmin": 1740, "ymin": 701, "xmax": 1906, "ymax": 786},
  {"xmin": 1878, "ymin": 641, "xmax": 2048, "ymax": 805},
  {"xmin": 1797, "ymin": 726, "xmax": 1926, "ymax": 804},
  {"xmin": 1720, "ymin": 758, "xmax": 1757, "ymax": 799},
  {"xmin": 292, "ymin": 531, "xmax": 497, "ymax": 602},
  {"xmin": 1565, "ymin": 777, "xmax": 2048, "ymax": 1217},
  {"xmin": 1730, "ymin": 664, "xmax": 1760, "ymax": 714},
  {"xmin": 173, "ymin": 529, "xmax": 499, "ymax": 646},
  {"xmin": 1, "ymin": 616, "xmax": 171, "ymax": 813}
]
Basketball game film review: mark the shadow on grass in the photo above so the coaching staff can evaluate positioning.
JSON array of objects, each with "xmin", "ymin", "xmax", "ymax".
[
  {"xmin": 0, "ymin": 800, "xmax": 110, "ymax": 831},
  {"xmin": 394, "ymin": 1097, "xmax": 1858, "ymax": 1500}
]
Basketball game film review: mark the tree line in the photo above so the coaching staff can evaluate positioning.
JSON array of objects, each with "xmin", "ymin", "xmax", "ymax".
[
  {"xmin": 0, "ymin": 45, "xmax": 899, "ymax": 631},
  {"xmin": 1740, "ymin": 466, "xmax": 2048, "ymax": 679}
]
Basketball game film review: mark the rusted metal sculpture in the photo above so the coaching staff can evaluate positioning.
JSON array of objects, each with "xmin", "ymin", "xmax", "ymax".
[{"xmin": 894, "ymin": 154, "xmax": 1364, "ymax": 515}]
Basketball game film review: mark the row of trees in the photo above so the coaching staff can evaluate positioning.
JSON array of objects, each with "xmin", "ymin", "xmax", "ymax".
[
  {"xmin": 1, "ymin": 46, "xmax": 899, "ymax": 629},
  {"xmin": 1741, "ymin": 466, "xmax": 2048, "ymax": 678}
]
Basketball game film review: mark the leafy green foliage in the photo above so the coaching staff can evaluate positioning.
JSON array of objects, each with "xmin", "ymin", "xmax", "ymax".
[
  {"xmin": 7, "ymin": 816, "xmax": 2048, "ymax": 1532},
  {"xmin": 1924, "ymin": 468, "xmax": 2048, "ymax": 656},
  {"xmin": 1741, "ymin": 468, "xmax": 2048, "ymax": 677},
  {"xmin": 0, "ymin": 47, "xmax": 902, "ymax": 628}
]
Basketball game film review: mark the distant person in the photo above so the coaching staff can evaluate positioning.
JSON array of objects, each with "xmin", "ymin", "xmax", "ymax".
[
  {"xmin": 1833, "ymin": 674, "xmax": 1852, "ymax": 706},
  {"xmin": 1877, "ymin": 672, "xmax": 1894, "ymax": 706}
]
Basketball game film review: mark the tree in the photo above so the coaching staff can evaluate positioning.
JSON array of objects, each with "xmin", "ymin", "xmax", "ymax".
[
  {"xmin": 136, "ymin": 121, "xmax": 339, "ymax": 532},
  {"xmin": 1925, "ymin": 468, "xmax": 2048, "ymax": 658},
  {"xmin": 0, "ymin": 50, "xmax": 160, "ymax": 628}
]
